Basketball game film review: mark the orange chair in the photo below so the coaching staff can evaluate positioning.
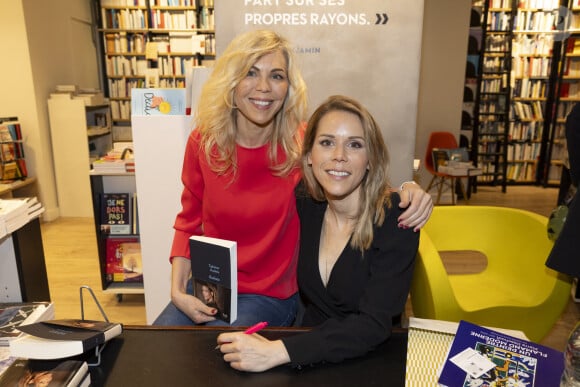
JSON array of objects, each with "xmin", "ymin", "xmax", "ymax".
[{"xmin": 424, "ymin": 131, "xmax": 460, "ymax": 205}]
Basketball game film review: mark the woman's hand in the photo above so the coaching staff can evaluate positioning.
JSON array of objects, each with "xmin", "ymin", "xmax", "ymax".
[
  {"xmin": 397, "ymin": 182, "xmax": 433, "ymax": 232},
  {"xmin": 171, "ymin": 257, "xmax": 217, "ymax": 323},
  {"xmin": 217, "ymin": 332, "xmax": 290, "ymax": 372}
]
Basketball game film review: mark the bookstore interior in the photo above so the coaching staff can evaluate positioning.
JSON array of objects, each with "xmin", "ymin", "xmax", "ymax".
[{"xmin": 2, "ymin": 0, "xmax": 580, "ymax": 385}]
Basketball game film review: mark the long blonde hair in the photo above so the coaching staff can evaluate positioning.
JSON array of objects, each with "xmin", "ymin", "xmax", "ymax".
[
  {"xmin": 301, "ymin": 95, "xmax": 392, "ymax": 251},
  {"xmin": 196, "ymin": 30, "xmax": 308, "ymax": 176}
]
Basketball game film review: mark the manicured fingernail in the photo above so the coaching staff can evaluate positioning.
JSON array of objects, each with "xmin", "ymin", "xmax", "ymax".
[{"xmin": 211, "ymin": 309, "xmax": 217, "ymax": 314}]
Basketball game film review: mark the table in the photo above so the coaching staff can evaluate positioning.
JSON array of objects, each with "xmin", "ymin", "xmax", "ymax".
[{"xmin": 88, "ymin": 326, "xmax": 408, "ymax": 387}]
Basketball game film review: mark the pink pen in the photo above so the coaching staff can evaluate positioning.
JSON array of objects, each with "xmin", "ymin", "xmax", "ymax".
[
  {"xmin": 215, "ymin": 321, "xmax": 268, "ymax": 350},
  {"xmin": 244, "ymin": 321, "xmax": 268, "ymax": 335}
]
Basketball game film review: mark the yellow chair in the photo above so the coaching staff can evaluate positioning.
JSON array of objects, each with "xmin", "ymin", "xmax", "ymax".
[{"xmin": 410, "ymin": 205, "xmax": 572, "ymax": 342}]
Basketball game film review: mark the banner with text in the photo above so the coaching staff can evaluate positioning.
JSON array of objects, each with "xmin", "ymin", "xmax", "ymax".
[{"xmin": 215, "ymin": 0, "xmax": 424, "ymax": 184}]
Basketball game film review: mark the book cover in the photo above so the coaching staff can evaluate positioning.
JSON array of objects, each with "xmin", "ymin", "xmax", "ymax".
[
  {"xmin": 100, "ymin": 193, "xmax": 131, "ymax": 235},
  {"xmin": 0, "ymin": 302, "xmax": 54, "ymax": 344},
  {"xmin": 438, "ymin": 320, "xmax": 564, "ymax": 387},
  {"xmin": 131, "ymin": 88, "xmax": 186, "ymax": 116},
  {"xmin": 105, "ymin": 236, "xmax": 142, "ymax": 283},
  {"xmin": 0, "ymin": 358, "xmax": 89, "ymax": 387},
  {"xmin": 189, "ymin": 236, "xmax": 237, "ymax": 324},
  {"xmin": 10, "ymin": 319, "xmax": 122, "ymax": 360}
]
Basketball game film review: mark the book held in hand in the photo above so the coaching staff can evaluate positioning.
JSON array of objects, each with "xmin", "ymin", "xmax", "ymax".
[
  {"xmin": 0, "ymin": 358, "xmax": 89, "ymax": 387},
  {"xmin": 438, "ymin": 320, "xmax": 564, "ymax": 387},
  {"xmin": 190, "ymin": 236, "xmax": 237, "ymax": 324},
  {"xmin": 9, "ymin": 319, "xmax": 123, "ymax": 360}
]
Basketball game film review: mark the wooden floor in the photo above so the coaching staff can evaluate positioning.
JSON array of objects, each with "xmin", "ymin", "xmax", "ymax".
[{"xmin": 40, "ymin": 185, "xmax": 579, "ymax": 350}]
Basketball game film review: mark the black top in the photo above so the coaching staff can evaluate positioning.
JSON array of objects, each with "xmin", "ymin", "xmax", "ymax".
[{"xmin": 283, "ymin": 192, "xmax": 419, "ymax": 366}]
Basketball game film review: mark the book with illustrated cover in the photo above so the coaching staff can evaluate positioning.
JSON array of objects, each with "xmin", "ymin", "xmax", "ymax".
[
  {"xmin": 10, "ymin": 319, "xmax": 123, "ymax": 360},
  {"xmin": 0, "ymin": 358, "xmax": 89, "ymax": 387},
  {"xmin": 131, "ymin": 88, "xmax": 186, "ymax": 116},
  {"xmin": 438, "ymin": 320, "xmax": 564, "ymax": 387},
  {"xmin": 0, "ymin": 302, "xmax": 54, "ymax": 346},
  {"xmin": 189, "ymin": 236, "xmax": 237, "ymax": 324},
  {"xmin": 100, "ymin": 193, "xmax": 131, "ymax": 234},
  {"xmin": 105, "ymin": 236, "xmax": 142, "ymax": 283}
]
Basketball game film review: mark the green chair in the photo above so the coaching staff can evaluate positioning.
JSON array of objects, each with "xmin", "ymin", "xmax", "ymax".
[{"xmin": 410, "ymin": 205, "xmax": 572, "ymax": 342}]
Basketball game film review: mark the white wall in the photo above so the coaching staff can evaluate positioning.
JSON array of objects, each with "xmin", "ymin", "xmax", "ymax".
[
  {"xmin": 415, "ymin": 0, "xmax": 471, "ymax": 187},
  {"xmin": 216, "ymin": 1, "xmax": 424, "ymax": 186},
  {"xmin": 0, "ymin": 0, "xmax": 100, "ymax": 220}
]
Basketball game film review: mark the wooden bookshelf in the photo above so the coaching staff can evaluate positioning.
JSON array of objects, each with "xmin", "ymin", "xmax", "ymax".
[
  {"xmin": 95, "ymin": 0, "xmax": 215, "ymax": 124},
  {"xmin": 470, "ymin": 0, "xmax": 572, "ymax": 189}
]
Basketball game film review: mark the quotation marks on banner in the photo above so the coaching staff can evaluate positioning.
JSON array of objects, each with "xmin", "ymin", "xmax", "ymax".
[{"xmin": 375, "ymin": 13, "xmax": 388, "ymax": 25}]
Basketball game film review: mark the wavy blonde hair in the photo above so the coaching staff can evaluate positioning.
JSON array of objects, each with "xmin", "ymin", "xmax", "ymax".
[
  {"xmin": 301, "ymin": 95, "xmax": 392, "ymax": 252},
  {"xmin": 195, "ymin": 30, "xmax": 308, "ymax": 176}
]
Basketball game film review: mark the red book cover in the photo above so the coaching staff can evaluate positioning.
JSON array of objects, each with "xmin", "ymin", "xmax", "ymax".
[{"xmin": 105, "ymin": 237, "xmax": 142, "ymax": 283}]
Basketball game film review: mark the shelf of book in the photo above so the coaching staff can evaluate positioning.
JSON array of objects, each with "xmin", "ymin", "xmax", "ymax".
[
  {"xmin": 545, "ymin": 1, "xmax": 580, "ymax": 187},
  {"xmin": 95, "ymin": 0, "xmax": 215, "ymax": 124},
  {"xmin": 90, "ymin": 172, "xmax": 143, "ymax": 299},
  {"xmin": 469, "ymin": 0, "xmax": 573, "ymax": 189}
]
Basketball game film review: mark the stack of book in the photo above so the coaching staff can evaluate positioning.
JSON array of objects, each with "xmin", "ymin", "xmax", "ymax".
[
  {"xmin": 0, "ymin": 302, "xmax": 54, "ymax": 377},
  {"xmin": 9, "ymin": 319, "xmax": 122, "ymax": 360},
  {"xmin": 405, "ymin": 318, "xmax": 565, "ymax": 386},
  {"xmin": 92, "ymin": 143, "xmax": 135, "ymax": 174},
  {"xmin": 0, "ymin": 359, "xmax": 90, "ymax": 386},
  {"xmin": 0, "ymin": 197, "xmax": 45, "ymax": 238},
  {"xmin": 0, "ymin": 302, "xmax": 54, "ymax": 347}
]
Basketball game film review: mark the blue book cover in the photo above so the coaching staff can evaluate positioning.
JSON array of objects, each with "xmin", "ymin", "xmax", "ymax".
[
  {"xmin": 131, "ymin": 88, "xmax": 186, "ymax": 116},
  {"xmin": 438, "ymin": 320, "xmax": 564, "ymax": 387}
]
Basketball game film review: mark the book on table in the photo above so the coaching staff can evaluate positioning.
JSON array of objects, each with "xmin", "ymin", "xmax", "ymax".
[
  {"xmin": 189, "ymin": 235, "xmax": 237, "ymax": 324},
  {"xmin": 0, "ymin": 302, "xmax": 54, "ymax": 346},
  {"xmin": 9, "ymin": 319, "xmax": 123, "ymax": 360},
  {"xmin": 0, "ymin": 358, "xmax": 89, "ymax": 387},
  {"xmin": 437, "ymin": 320, "xmax": 564, "ymax": 387}
]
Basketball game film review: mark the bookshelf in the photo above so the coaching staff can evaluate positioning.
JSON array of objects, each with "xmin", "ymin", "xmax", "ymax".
[
  {"xmin": 47, "ymin": 97, "xmax": 112, "ymax": 217},
  {"xmin": 471, "ymin": 0, "xmax": 515, "ymax": 192},
  {"xmin": 510, "ymin": 1, "xmax": 566, "ymax": 187},
  {"xmin": 0, "ymin": 117, "xmax": 28, "ymax": 183},
  {"xmin": 90, "ymin": 172, "xmax": 143, "ymax": 300},
  {"xmin": 471, "ymin": 0, "xmax": 568, "ymax": 190},
  {"xmin": 95, "ymin": 0, "xmax": 215, "ymax": 124},
  {"xmin": 545, "ymin": 0, "xmax": 580, "ymax": 186}
]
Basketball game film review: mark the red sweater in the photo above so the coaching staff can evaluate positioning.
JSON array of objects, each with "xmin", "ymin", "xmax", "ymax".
[{"xmin": 170, "ymin": 130, "xmax": 301, "ymax": 298}]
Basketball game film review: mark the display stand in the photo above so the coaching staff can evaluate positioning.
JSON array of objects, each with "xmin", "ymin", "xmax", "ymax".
[
  {"xmin": 79, "ymin": 285, "xmax": 110, "ymax": 367},
  {"xmin": 131, "ymin": 115, "xmax": 192, "ymax": 323}
]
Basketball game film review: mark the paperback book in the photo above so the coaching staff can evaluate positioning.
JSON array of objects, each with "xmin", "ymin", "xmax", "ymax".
[
  {"xmin": 0, "ymin": 302, "xmax": 54, "ymax": 346},
  {"xmin": 0, "ymin": 358, "xmax": 89, "ymax": 387},
  {"xmin": 100, "ymin": 193, "xmax": 131, "ymax": 234},
  {"xmin": 189, "ymin": 236, "xmax": 237, "ymax": 324},
  {"xmin": 9, "ymin": 319, "xmax": 123, "ymax": 360},
  {"xmin": 105, "ymin": 236, "xmax": 142, "ymax": 283},
  {"xmin": 438, "ymin": 320, "xmax": 564, "ymax": 387},
  {"xmin": 131, "ymin": 88, "xmax": 186, "ymax": 116}
]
